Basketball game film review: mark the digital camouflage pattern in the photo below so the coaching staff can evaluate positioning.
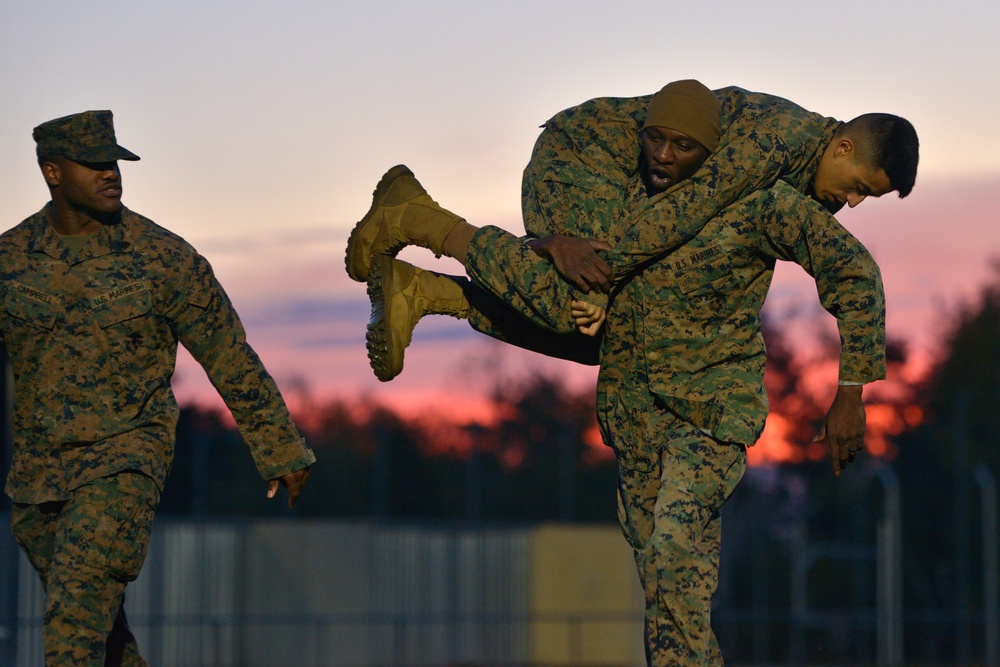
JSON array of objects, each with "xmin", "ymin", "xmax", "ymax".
[
  {"xmin": 464, "ymin": 225, "xmax": 587, "ymax": 334},
  {"xmin": 461, "ymin": 88, "xmax": 884, "ymax": 666},
  {"xmin": 464, "ymin": 95, "xmax": 649, "ymax": 333},
  {"xmin": 12, "ymin": 472, "xmax": 157, "ymax": 666},
  {"xmin": 598, "ymin": 87, "xmax": 841, "ymax": 279},
  {"xmin": 461, "ymin": 273, "xmax": 600, "ymax": 365},
  {"xmin": 614, "ymin": 403, "xmax": 746, "ymax": 665},
  {"xmin": 601, "ymin": 181, "xmax": 885, "ymax": 458},
  {"xmin": 9, "ymin": 109, "xmax": 314, "ymax": 665},
  {"xmin": 465, "ymin": 87, "xmax": 842, "ymax": 321},
  {"xmin": 1, "ymin": 203, "xmax": 315, "ymax": 504},
  {"xmin": 599, "ymin": 182, "xmax": 883, "ymax": 664},
  {"xmin": 33, "ymin": 110, "xmax": 140, "ymax": 163},
  {"xmin": 462, "ymin": 97, "xmax": 647, "ymax": 336},
  {"xmin": 520, "ymin": 96, "xmax": 648, "ymax": 242}
]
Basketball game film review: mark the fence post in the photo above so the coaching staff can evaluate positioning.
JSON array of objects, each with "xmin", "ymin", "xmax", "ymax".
[
  {"xmin": 875, "ymin": 465, "xmax": 903, "ymax": 667},
  {"xmin": 0, "ymin": 348, "xmax": 17, "ymax": 667},
  {"xmin": 973, "ymin": 464, "xmax": 999, "ymax": 666},
  {"xmin": 466, "ymin": 425, "xmax": 484, "ymax": 522},
  {"xmin": 0, "ymin": 517, "xmax": 18, "ymax": 667},
  {"xmin": 788, "ymin": 523, "xmax": 808, "ymax": 665},
  {"xmin": 953, "ymin": 393, "xmax": 973, "ymax": 664},
  {"xmin": 372, "ymin": 425, "xmax": 390, "ymax": 520}
]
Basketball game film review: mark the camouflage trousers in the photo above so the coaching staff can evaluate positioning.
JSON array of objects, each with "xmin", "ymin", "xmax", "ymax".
[
  {"xmin": 461, "ymin": 274, "xmax": 601, "ymax": 365},
  {"xmin": 463, "ymin": 158, "xmax": 654, "ymax": 335},
  {"xmin": 11, "ymin": 471, "xmax": 159, "ymax": 666},
  {"xmin": 607, "ymin": 388, "xmax": 746, "ymax": 666},
  {"xmin": 464, "ymin": 224, "xmax": 584, "ymax": 334}
]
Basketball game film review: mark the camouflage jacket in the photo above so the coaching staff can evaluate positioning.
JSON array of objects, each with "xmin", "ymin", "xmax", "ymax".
[
  {"xmin": 1, "ymin": 204, "xmax": 315, "ymax": 503},
  {"xmin": 468, "ymin": 87, "xmax": 844, "ymax": 327},
  {"xmin": 598, "ymin": 181, "xmax": 885, "ymax": 448},
  {"xmin": 605, "ymin": 86, "xmax": 842, "ymax": 275}
]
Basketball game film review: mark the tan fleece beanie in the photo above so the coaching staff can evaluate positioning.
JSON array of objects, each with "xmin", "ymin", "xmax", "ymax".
[{"xmin": 642, "ymin": 80, "xmax": 721, "ymax": 152}]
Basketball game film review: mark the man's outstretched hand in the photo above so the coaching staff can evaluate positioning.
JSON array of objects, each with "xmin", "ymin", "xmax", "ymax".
[
  {"xmin": 527, "ymin": 235, "xmax": 614, "ymax": 293},
  {"xmin": 267, "ymin": 466, "xmax": 311, "ymax": 508},
  {"xmin": 814, "ymin": 385, "xmax": 866, "ymax": 476}
]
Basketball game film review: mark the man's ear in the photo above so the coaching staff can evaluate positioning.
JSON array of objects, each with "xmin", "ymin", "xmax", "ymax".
[
  {"xmin": 835, "ymin": 138, "xmax": 855, "ymax": 159},
  {"xmin": 40, "ymin": 160, "xmax": 60, "ymax": 187}
]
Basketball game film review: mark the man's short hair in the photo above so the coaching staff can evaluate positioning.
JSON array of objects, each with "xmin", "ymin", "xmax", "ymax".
[{"xmin": 842, "ymin": 113, "xmax": 919, "ymax": 198}]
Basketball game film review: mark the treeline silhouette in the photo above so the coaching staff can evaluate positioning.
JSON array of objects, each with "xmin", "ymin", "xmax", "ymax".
[
  {"xmin": 156, "ymin": 298, "xmax": 935, "ymax": 522},
  {"xmin": 161, "ymin": 372, "xmax": 618, "ymax": 521},
  {"xmin": 2, "ymin": 264, "xmax": 997, "ymax": 534}
]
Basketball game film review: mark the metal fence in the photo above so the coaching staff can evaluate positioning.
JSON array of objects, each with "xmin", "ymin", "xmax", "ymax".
[
  {"xmin": 6, "ymin": 522, "xmax": 546, "ymax": 667},
  {"xmin": 712, "ymin": 462, "xmax": 999, "ymax": 666},
  {"xmin": 2, "ymin": 460, "xmax": 998, "ymax": 666}
]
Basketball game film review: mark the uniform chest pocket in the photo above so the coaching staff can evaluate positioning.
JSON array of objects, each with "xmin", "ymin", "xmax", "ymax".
[
  {"xmin": 91, "ymin": 286, "xmax": 158, "ymax": 372},
  {"xmin": 671, "ymin": 246, "xmax": 733, "ymax": 296},
  {"xmin": 4, "ymin": 291, "xmax": 58, "ymax": 331},
  {"xmin": 91, "ymin": 285, "xmax": 153, "ymax": 329}
]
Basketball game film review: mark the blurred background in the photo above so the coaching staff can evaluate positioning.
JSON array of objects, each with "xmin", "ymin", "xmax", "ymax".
[{"xmin": 1, "ymin": 1, "xmax": 999, "ymax": 665}]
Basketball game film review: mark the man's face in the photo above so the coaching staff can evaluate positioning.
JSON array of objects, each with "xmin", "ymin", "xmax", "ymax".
[
  {"xmin": 640, "ymin": 127, "xmax": 709, "ymax": 194},
  {"xmin": 44, "ymin": 157, "xmax": 123, "ymax": 217},
  {"xmin": 812, "ymin": 139, "xmax": 893, "ymax": 209}
]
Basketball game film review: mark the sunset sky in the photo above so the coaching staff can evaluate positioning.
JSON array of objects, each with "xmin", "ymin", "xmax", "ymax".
[{"xmin": 2, "ymin": 1, "xmax": 998, "ymax": 418}]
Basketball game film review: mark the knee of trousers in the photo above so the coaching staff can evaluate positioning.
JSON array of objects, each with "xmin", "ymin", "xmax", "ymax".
[
  {"xmin": 51, "ymin": 473, "xmax": 159, "ymax": 585},
  {"xmin": 11, "ymin": 501, "xmax": 63, "ymax": 583}
]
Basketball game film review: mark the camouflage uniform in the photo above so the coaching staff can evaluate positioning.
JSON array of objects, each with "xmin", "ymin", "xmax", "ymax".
[
  {"xmin": 3, "ymin": 203, "xmax": 315, "ymax": 665},
  {"xmin": 11, "ymin": 473, "xmax": 157, "ymax": 666},
  {"xmin": 464, "ymin": 88, "xmax": 841, "ymax": 332},
  {"xmin": 602, "ymin": 182, "xmax": 884, "ymax": 664},
  {"xmin": 462, "ymin": 90, "xmax": 884, "ymax": 666}
]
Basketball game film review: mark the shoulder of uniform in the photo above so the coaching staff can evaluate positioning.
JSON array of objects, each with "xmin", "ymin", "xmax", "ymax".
[
  {"xmin": 719, "ymin": 87, "xmax": 837, "ymax": 129},
  {"xmin": 120, "ymin": 207, "xmax": 199, "ymax": 256},
  {"xmin": 0, "ymin": 222, "xmax": 25, "ymax": 244},
  {"xmin": 546, "ymin": 95, "xmax": 651, "ymax": 128},
  {"xmin": 0, "ymin": 207, "xmax": 47, "ymax": 247}
]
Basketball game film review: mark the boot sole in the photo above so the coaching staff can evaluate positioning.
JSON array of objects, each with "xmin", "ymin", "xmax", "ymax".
[
  {"xmin": 365, "ymin": 254, "xmax": 398, "ymax": 382},
  {"xmin": 345, "ymin": 164, "xmax": 413, "ymax": 282}
]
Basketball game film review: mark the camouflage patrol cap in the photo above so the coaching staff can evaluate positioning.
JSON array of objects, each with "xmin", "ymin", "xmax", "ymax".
[
  {"xmin": 33, "ymin": 110, "xmax": 140, "ymax": 163},
  {"xmin": 643, "ymin": 80, "xmax": 721, "ymax": 152}
]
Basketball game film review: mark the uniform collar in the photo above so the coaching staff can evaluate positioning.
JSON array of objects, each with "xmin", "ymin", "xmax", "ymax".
[
  {"xmin": 25, "ymin": 202, "xmax": 135, "ymax": 264},
  {"xmin": 783, "ymin": 119, "xmax": 843, "ymax": 197}
]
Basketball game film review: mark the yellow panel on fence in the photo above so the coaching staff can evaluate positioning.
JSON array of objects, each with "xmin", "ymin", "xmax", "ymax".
[{"xmin": 530, "ymin": 524, "xmax": 645, "ymax": 666}]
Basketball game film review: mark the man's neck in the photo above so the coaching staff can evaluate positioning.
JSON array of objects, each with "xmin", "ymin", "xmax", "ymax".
[{"xmin": 49, "ymin": 202, "xmax": 118, "ymax": 236}]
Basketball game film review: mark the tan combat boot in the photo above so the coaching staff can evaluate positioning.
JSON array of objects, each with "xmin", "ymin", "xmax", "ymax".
[
  {"xmin": 366, "ymin": 255, "xmax": 470, "ymax": 381},
  {"xmin": 345, "ymin": 165, "xmax": 465, "ymax": 282}
]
